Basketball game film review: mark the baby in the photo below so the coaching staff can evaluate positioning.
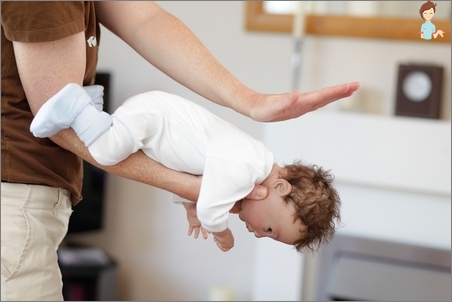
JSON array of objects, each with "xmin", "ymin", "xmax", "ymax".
[{"xmin": 30, "ymin": 84, "xmax": 341, "ymax": 252}]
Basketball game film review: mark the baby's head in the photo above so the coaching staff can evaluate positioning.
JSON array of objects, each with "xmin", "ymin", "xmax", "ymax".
[
  {"xmin": 239, "ymin": 160, "xmax": 341, "ymax": 253},
  {"xmin": 282, "ymin": 160, "xmax": 341, "ymax": 252}
]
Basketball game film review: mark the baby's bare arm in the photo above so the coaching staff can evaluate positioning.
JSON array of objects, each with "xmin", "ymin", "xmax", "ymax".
[{"xmin": 212, "ymin": 228, "xmax": 234, "ymax": 252}]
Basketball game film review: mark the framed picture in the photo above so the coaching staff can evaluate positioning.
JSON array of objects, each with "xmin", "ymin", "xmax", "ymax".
[{"xmin": 394, "ymin": 64, "xmax": 443, "ymax": 119}]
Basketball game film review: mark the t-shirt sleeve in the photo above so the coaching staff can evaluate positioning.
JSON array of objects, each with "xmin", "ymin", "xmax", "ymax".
[{"xmin": 1, "ymin": 1, "xmax": 86, "ymax": 43}]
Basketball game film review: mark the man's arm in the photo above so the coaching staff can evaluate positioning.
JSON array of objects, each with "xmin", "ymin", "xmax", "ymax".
[
  {"xmin": 55, "ymin": 128, "xmax": 202, "ymax": 202},
  {"xmin": 95, "ymin": 1, "xmax": 359, "ymax": 123},
  {"xmin": 13, "ymin": 32, "xmax": 266, "ymax": 202},
  {"xmin": 182, "ymin": 202, "xmax": 209, "ymax": 239},
  {"xmin": 13, "ymin": 32, "xmax": 202, "ymax": 201}
]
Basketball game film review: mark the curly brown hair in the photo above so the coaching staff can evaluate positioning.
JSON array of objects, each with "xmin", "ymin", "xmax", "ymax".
[{"xmin": 281, "ymin": 160, "xmax": 341, "ymax": 253}]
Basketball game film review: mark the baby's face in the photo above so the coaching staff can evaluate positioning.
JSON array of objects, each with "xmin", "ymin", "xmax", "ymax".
[{"xmin": 238, "ymin": 183, "xmax": 305, "ymax": 245}]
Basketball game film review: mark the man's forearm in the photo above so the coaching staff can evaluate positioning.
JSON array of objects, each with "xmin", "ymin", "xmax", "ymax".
[
  {"xmin": 52, "ymin": 128, "xmax": 201, "ymax": 201},
  {"xmin": 95, "ymin": 1, "xmax": 248, "ymax": 113}
]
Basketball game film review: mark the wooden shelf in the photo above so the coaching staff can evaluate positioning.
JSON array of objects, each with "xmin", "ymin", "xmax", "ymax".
[{"xmin": 245, "ymin": 2, "xmax": 451, "ymax": 43}]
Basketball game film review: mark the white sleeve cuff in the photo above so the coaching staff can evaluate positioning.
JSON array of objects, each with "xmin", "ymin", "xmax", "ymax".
[{"xmin": 173, "ymin": 194, "xmax": 196, "ymax": 204}]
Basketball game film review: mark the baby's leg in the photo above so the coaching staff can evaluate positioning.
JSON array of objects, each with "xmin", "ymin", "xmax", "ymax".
[
  {"xmin": 30, "ymin": 83, "xmax": 92, "ymax": 137},
  {"xmin": 87, "ymin": 116, "xmax": 138, "ymax": 166},
  {"xmin": 30, "ymin": 83, "xmax": 112, "ymax": 146},
  {"xmin": 88, "ymin": 95, "xmax": 166, "ymax": 166}
]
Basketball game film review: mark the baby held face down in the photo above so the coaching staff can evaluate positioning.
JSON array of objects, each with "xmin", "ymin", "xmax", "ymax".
[
  {"xmin": 235, "ymin": 162, "xmax": 342, "ymax": 253},
  {"xmin": 237, "ymin": 178, "xmax": 305, "ymax": 246}
]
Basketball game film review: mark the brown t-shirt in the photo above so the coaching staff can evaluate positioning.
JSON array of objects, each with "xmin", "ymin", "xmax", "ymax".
[{"xmin": 1, "ymin": 1, "xmax": 100, "ymax": 205}]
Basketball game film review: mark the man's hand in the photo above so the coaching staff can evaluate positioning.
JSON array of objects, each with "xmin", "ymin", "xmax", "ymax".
[
  {"xmin": 229, "ymin": 185, "xmax": 269, "ymax": 214},
  {"xmin": 213, "ymin": 228, "xmax": 234, "ymax": 252},
  {"xmin": 245, "ymin": 184, "xmax": 268, "ymax": 201},
  {"xmin": 183, "ymin": 202, "xmax": 209, "ymax": 239},
  {"xmin": 245, "ymin": 82, "xmax": 360, "ymax": 122},
  {"xmin": 229, "ymin": 200, "xmax": 242, "ymax": 214}
]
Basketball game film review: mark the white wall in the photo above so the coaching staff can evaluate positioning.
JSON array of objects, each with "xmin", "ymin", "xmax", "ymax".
[
  {"xmin": 257, "ymin": 18, "xmax": 451, "ymax": 302},
  {"xmin": 67, "ymin": 1, "xmax": 451, "ymax": 301}
]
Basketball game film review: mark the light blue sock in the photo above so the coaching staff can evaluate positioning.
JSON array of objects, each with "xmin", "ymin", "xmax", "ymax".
[{"xmin": 30, "ymin": 83, "xmax": 112, "ymax": 147}]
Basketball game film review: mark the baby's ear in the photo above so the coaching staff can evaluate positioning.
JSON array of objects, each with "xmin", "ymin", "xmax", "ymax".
[{"xmin": 273, "ymin": 179, "xmax": 292, "ymax": 196}]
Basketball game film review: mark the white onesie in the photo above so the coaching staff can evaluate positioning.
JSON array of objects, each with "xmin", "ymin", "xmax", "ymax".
[{"xmin": 31, "ymin": 86, "xmax": 275, "ymax": 233}]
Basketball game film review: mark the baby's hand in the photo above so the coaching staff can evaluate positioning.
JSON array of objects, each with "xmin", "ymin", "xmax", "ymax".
[{"xmin": 213, "ymin": 228, "xmax": 234, "ymax": 252}]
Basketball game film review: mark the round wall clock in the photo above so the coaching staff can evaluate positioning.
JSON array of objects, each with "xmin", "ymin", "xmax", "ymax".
[
  {"xmin": 402, "ymin": 71, "xmax": 432, "ymax": 102},
  {"xmin": 395, "ymin": 64, "xmax": 443, "ymax": 119}
]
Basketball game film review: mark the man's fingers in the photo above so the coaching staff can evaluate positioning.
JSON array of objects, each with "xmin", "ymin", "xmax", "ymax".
[
  {"xmin": 194, "ymin": 227, "xmax": 200, "ymax": 239},
  {"xmin": 201, "ymin": 228, "xmax": 209, "ymax": 239},
  {"xmin": 246, "ymin": 185, "xmax": 268, "ymax": 200}
]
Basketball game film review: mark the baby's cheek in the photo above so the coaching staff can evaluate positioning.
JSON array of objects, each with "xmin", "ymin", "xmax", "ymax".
[{"xmin": 246, "ymin": 216, "xmax": 261, "ymax": 231}]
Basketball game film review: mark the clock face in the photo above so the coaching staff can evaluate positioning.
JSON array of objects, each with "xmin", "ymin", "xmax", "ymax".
[{"xmin": 402, "ymin": 71, "xmax": 432, "ymax": 102}]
